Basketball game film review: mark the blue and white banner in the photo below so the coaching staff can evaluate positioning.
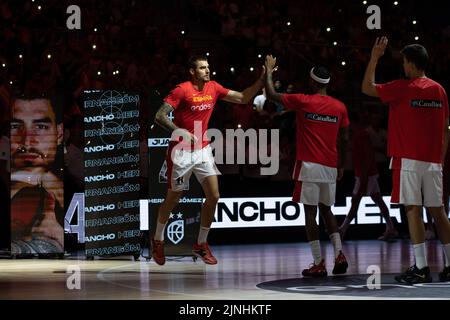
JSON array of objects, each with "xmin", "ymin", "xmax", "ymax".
[{"xmin": 83, "ymin": 90, "xmax": 141, "ymax": 257}]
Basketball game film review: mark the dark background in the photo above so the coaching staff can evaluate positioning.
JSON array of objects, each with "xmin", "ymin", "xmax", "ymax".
[{"xmin": 0, "ymin": 0, "xmax": 449, "ymax": 250}]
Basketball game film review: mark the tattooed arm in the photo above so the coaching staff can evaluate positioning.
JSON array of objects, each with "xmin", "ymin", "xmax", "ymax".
[
  {"xmin": 154, "ymin": 102, "xmax": 178, "ymax": 132},
  {"xmin": 154, "ymin": 102, "xmax": 196, "ymax": 143}
]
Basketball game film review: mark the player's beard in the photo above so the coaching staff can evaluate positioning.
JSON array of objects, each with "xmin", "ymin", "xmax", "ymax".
[
  {"xmin": 193, "ymin": 73, "xmax": 210, "ymax": 84},
  {"xmin": 11, "ymin": 146, "xmax": 47, "ymax": 169}
]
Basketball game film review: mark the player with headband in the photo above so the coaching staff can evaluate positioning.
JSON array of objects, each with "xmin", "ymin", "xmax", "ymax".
[{"xmin": 264, "ymin": 55, "xmax": 350, "ymax": 277}]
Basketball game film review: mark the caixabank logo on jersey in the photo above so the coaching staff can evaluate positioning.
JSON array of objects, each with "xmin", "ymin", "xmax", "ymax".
[
  {"xmin": 256, "ymin": 275, "xmax": 450, "ymax": 298},
  {"xmin": 411, "ymin": 99, "xmax": 443, "ymax": 108},
  {"xmin": 304, "ymin": 112, "xmax": 338, "ymax": 123}
]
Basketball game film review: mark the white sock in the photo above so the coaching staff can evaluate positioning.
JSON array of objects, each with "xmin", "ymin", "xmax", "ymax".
[
  {"xmin": 413, "ymin": 243, "xmax": 428, "ymax": 269},
  {"xmin": 309, "ymin": 240, "xmax": 322, "ymax": 265},
  {"xmin": 197, "ymin": 226, "xmax": 210, "ymax": 244},
  {"xmin": 443, "ymin": 243, "xmax": 450, "ymax": 267},
  {"xmin": 154, "ymin": 221, "xmax": 167, "ymax": 241},
  {"xmin": 329, "ymin": 232, "xmax": 343, "ymax": 258}
]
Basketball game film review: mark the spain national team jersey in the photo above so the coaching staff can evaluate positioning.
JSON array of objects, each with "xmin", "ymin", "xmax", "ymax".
[
  {"xmin": 376, "ymin": 78, "xmax": 449, "ymax": 164},
  {"xmin": 164, "ymin": 81, "xmax": 230, "ymax": 148},
  {"xmin": 281, "ymin": 93, "xmax": 350, "ymax": 168}
]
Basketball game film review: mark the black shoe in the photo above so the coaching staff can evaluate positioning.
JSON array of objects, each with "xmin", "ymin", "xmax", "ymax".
[
  {"xmin": 332, "ymin": 251, "xmax": 348, "ymax": 275},
  {"xmin": 395, "ymin": 265, "xmax": 432, "ymax": 284},
  {"xmin": 439, "ymin": 266, "xmax": 450, "ymax": 282}
]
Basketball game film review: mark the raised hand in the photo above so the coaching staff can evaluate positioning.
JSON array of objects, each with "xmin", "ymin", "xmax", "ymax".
[
  {"xmin": 371, "ymin": 36, "xmax": 388, "ymax": 61},
  {"xmin": 259, "ymin": 65, "xmax": 266, "ymax": 81},
  {"xmin": 265, "ymin": 55, "xmax": 277, "ymax": 73}
]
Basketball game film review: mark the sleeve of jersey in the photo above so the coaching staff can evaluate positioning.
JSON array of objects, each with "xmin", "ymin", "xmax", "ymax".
[
  {"xmin": 281, "ymin": 94, "xmax": 307, "ymax": 110},
  {"xmin": 214, "ymin": 82, "xmax": 230, "ymax": 100},
  {"xmin": 163, "ymin": 85, "xmax": 184, "ymax": 109},
  {"xmin": 375, "ymin": 80, "xmax": 401, "ymax": 103}
]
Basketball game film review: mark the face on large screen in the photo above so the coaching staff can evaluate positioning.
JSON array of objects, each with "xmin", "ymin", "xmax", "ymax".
[
  {"xmin": 11, "ymin": 98, "xmax": 61, "ymax": 172},
  {"xmin": 10, "ymin": 97, "xmax": 64, "ymax": 255}
]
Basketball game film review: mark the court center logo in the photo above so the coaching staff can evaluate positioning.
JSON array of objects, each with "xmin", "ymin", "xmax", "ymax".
[
  {"xmin": 167, "ymin": 212, "xmax": 184, "ymax": 244},
  {"xmin": 257, "ymin": 274, "xmax": 450, "ymax": 298}
]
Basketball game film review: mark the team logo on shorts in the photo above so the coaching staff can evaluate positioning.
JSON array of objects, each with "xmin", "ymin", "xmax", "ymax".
[{"xmin": 175, "ymin": 176, "xmax": 184, "ymax": 185}]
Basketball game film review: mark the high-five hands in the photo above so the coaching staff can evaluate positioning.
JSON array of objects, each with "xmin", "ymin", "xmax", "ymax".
[{"xmin": 265, "ymin": 55, "xmax": 278, "ymax": 74}]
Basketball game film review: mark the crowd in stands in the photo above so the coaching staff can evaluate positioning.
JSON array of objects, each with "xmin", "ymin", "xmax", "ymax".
[{"xmin": 0, "ymin": 0, "xmax": 449, "ymax": 201}]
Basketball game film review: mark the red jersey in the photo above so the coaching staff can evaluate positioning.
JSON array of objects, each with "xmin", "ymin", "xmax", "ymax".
[
  {"xmin": 281, "ymin": 94, "xmax": 349, "ymax": 168},
  {"xmin": 352, "ymin": 127, "xmax": 378, "ymax": 177},
  {"xmin": 164, "ymin": 81, "xmax": 230, "ymax": 148},
  {"xmin": 376, "ymin": 78, "xmax": 449, "ymax": 164}
]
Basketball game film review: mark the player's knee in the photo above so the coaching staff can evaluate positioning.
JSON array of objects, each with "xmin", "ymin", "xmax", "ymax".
[
  {"xmin": 166, "ymin": 194, "xmax": 182, "ymax": 207},
  {"xmin": 206, "ymin": 191, "xmax": 220, "ymax": 204},
  {"xmin": 318, "ymin": 204, "xmax": 331, "ymax": 214},
  {"xmin": 304, "ymin": 209, "xmax": 317, "ymax": 219},
  {"xmin": 427, "ymin": 207, "xmax": 446, "ymax": 220},
  {"xmin": 319, "ymin": 210, "xmax": 331, "ymax": 219}
]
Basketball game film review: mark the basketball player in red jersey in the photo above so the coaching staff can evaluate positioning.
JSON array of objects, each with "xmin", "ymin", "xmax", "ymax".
[
  {"xmin": 362, "ymin": 37, "xmax": 450, "ymax": 283},
  {"xmin": 265, "ymin": 55, "xmax": 349, "ymax": 277},
  {"xmin": 151, "ymin": 55, "xmax": 265, "ymax": 265},
  {"xmin": 339, "ymin": 114, "xmax": 398, "ymax": 241}
]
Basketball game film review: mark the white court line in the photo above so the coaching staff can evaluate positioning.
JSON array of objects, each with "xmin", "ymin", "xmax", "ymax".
[{"xmin": 96, "ymin": 262, "xmax": 238, "ymax": 300}]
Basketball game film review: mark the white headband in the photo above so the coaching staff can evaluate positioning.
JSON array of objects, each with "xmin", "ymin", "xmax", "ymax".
[{"xmin": 310, "ymin": 68, "xmax": 330, "ymax": 84}]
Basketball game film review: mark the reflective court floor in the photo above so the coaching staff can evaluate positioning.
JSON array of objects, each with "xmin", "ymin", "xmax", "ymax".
[{"xmin": 0, "ymin": 240, "xmax": 449, "ymax": 300}]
